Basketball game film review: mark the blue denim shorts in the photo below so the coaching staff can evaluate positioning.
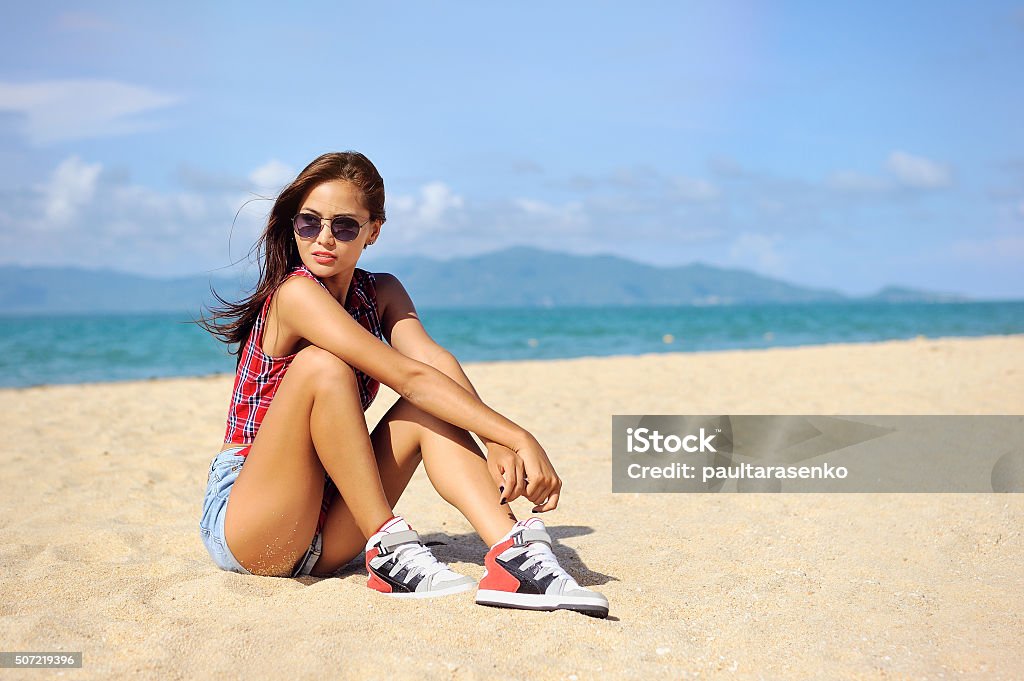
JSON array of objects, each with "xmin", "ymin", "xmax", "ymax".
[{"xmin": 199, "ymin": 446, "xmax": 323, "ymax": 577}]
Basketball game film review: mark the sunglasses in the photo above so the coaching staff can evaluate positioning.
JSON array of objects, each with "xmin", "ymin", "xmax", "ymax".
[{"xmin": 292, "ymin": 212, "xmax": 372, "ymax": 242}]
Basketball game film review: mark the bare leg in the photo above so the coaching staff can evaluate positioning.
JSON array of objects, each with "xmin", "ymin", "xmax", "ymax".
[
  {"xmin": 310, "ymin": 396, "xmax": 518, "ymax": 576},
  {"xmin": 223, "ymin": 346, "xmax": 394, "ymax": 576}
]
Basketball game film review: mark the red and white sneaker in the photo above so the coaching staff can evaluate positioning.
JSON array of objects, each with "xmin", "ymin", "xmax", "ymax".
[
  {"xmin": 475, "ymin": 518, "xmax": 609, "ymax": 618},
  {"xmin": 364, "ymin": 516, "xmax": 475, "ymax": 598}
]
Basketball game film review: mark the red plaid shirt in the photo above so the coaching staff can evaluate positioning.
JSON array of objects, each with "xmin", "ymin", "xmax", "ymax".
[{"xmin": 222, "ymin": 265, "xmax": 384, "ymax": 535}]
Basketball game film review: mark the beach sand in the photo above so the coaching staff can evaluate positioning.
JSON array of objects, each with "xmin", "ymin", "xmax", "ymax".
[{"xmin": 1, "ymin": 335, "xmax": 1022, "ymax": 680}]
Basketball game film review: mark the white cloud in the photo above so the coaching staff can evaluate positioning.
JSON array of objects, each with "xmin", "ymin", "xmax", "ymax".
[
  {"xmin": 673, "ymin": 176, "xmax": 720, "ymax": 202},
  {"xmin": 708, "ymin": 155, "xmax": 747, "ymax": 177},
  {"xmin": 826, "ymin": 170, "xmax": 889, "ymax": 193},
  {"xmin": 728, "ymin": 232, "xmax": 786, "ymax": 274},
  {"xmin": 950, "ymin": 235, "xmax": 1024, "ymax": 261},
  {"xmin": 610, "ymin": 166, "xmax": 660, "ymax": 188},
  {"xmin": 371, "ymin": 189, "xmax": 598, "ymax": 257},
  {"xmin": 0, "ymin": 79, "xmax": 180, "ymax": 144},
  {"xmin": 886, "ymin": 151, "xmax": 952, "ymax": 189},
  {"xmin": 108, "ymin": 183, "xmax": 214, "ymax": 234},
  {"xmin": 221, "ymin": 160, "xmax": 300, "ymax": 243},
  {"xmin": 418, "ymin": 182, "xmax": 464, "ymax": 223},
  {"xmin": 828, "ymin": 152, "xmax": 952, "ymax": 195},
  {"xmin": 249, "ymin": 160, "xmax": 295, "ymax": 193},
  {"xmin": 40, "ymin": 156, "xmax": 102, "ymax": 225},
  {"xmin": 54, "ymin": 11, "xmax": 117, "ymax": 32},
  {"xmin": 757, "ymin": 199, "xmax": 787, "ymax": 217},
  {"xmin": 513, "ymin": 198, "xmax": 588, "ymax": 234},
  {"xmin": 0, "ymin": 156, "xmax": 250, "ymax": 274},
  {"xmin": 391, "ymin": 182, "xmax": 465, "ymax": 237},
  {"xmin": 5, "ymin": 152, "xmax": 997, "ymax": 281}
]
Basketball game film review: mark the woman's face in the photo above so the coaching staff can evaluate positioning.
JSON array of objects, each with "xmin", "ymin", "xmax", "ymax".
[{"xmin": 293, "ymin": 180, "xmax": 380, "ymax": 278}]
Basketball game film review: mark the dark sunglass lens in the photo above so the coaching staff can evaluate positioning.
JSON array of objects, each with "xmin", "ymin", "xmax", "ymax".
[
  {"xmin": 330, "ymin": 217, "xmax": 361, "ymax": 241},
  {"xmin": 294, "ymin": 214, "xmax": 320, "ymax": 237}
]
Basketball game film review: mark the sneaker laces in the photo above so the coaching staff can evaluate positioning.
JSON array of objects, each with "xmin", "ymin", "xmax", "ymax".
[
  {"xmin": 519, "ymin": 540, "xmax": 576, "ymax": 586},
  {"xmin": 390, "ymin": 542, "xmax": 448, "ymax": 580}
]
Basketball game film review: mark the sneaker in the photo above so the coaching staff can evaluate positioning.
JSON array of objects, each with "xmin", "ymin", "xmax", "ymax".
[
  {"xmin": 475, "ymin": 518, "xmax": 609, "ymax": 618},
  {"xmin": 364, "ymin": 516, "xmax": 475, "ymax": 598}
]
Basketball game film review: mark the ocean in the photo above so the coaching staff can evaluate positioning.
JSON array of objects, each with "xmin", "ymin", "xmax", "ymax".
[{"xmin": 0, "ymin": 301, "xmax": 1021, "ymax": 388}]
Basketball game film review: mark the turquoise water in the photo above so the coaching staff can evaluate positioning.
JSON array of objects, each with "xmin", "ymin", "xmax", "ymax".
[{"xmin": 0, "ymin": 301, "xmax": 1021, "ymax": 387}]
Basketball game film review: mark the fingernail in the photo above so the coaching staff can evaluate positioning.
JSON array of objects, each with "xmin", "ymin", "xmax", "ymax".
[
  {"xmin": 499, "ymin": 485, "xmax": 504, "ymax": 492},
  {"xmin": 499, "ymin": 497, "xmax": 506, "ymax": 505}
]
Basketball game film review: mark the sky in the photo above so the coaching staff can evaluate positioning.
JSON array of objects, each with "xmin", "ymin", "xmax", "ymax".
[{"xmin": 0, "ymin": 2, "xmax": 1022, "ymax": 298}]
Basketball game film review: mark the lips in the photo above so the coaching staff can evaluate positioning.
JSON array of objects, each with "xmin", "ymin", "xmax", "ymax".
[{"xmin": 312, "ymin": 251, "xmax": 336, "ymax": 263}]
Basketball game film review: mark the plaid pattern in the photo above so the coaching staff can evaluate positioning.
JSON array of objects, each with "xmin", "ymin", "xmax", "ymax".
[{"xmin": 222, "ymin": 265, "xmax": 384, "ymax": 536}]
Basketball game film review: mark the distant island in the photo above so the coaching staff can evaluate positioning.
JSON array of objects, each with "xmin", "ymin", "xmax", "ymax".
[{"xmin": 0, "ymin": 246, "xmax": 969, "ymax": 314}]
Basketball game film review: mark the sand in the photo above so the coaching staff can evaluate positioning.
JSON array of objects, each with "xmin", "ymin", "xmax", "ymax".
[{"xmin": 1, "ymin": 334, "xmax": 1022, "ymax": 680}]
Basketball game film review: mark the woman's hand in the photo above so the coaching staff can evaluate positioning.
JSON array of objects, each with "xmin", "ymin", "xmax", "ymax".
[
  {"xmin": 486, "ymin": 442, "xmax": 525, "ymax": 506},
  {"xmin": 516, "ymin": 435, "xmax": 562, "ymax": 513},
  {"xmin": 486, "ymin": 436, "xmax": 562, "ymax": 513}
]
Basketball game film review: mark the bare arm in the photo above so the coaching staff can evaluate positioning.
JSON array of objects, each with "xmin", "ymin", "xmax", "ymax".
[
  {"xmin": 415, "ymin": 348, "xmax": 495, "ymax": 438},
  {"xmin": 275, "ymin": 276, "xmax": 535, "ymax": 455},
  {"xmin": 376, "ymin": 273, "xmax": 562, "ymax": 511}
]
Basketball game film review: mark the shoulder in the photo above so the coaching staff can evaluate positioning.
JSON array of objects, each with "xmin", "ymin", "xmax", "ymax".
[
  {"xmin": 367, "ymin": 270, "xmax": 412, "ymax": 300},
  {"xmin": 274, "ymin": 269, "xmax": 332, "ymax": 308},
  {"xmin": 365, "ymin": 272, "xmax": 415, "ymax": 323},
  {"xmin": 279, "ymin": 266, "xmax": 331, "ymax": 296},
  {"xmin": 287, "ymin": 265, "xmax": 327, "ymax": 287},
  {"xmin": 368, "ymin": 271, "xmax": 400, "ymax": 294}
]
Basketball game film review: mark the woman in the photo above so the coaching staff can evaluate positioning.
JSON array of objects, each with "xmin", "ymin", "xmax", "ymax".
[{"xmin": 198, "ymin": 151, "xmax": 608, "ymax": 617}]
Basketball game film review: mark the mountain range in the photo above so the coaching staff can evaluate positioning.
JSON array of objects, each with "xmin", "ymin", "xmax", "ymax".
[{"xmin": 0, "ymin": 246, "xmax": 967, "ymax": 314}]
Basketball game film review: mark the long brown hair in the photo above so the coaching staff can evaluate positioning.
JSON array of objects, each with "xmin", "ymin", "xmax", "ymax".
[{"xmin": 197, "ymin": 151, "xmax": 386, "ymax": 356}]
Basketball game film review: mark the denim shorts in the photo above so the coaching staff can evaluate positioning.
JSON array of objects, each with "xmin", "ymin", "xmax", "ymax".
[{"xmin": 199, "ymin": 446, "xmax": 323, "ymax": 577}]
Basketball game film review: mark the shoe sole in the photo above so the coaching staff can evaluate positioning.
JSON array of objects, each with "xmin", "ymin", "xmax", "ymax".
[
  {"xmin": 475, "ymin": 589, "xmax": 609, "ymax": 618},
  {"xmin": 374, "ymin": 579, "xmax": 476, "ymax": 599}
]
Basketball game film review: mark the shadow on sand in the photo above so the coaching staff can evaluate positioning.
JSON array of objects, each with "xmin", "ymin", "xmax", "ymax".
[{"xmin": 311, "ymin": 523, "xmax": 617, "ymax": 591}]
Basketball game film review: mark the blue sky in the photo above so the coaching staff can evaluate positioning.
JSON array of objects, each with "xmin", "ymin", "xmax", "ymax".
[{"xmin": 1, "ymin": 2, "xmax": 1022, "ymax": 298}]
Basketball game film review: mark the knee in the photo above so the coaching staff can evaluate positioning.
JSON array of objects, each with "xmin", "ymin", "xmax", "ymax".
[{"xmin": 291, "ymin": 346, "xmax": 359, "ymax": 392}]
